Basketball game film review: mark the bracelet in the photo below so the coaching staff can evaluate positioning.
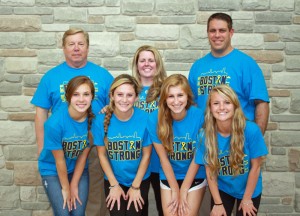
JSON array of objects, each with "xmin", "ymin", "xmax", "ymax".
[
  {"xmin": 214, "ymin": 203, "xmax": 223, "ymax": 206},
  {"xmin": 130, "ymin": 185, "xmax": 140, "ymax": 190},
  {"xmin": 109, "ymin": 183, "xmax": 119, "ymax": 189}
]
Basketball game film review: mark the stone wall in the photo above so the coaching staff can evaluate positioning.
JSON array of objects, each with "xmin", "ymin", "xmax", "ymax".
[{"xmin": 0, "ymin": 0, "xmax": 299, "ymax": 215}]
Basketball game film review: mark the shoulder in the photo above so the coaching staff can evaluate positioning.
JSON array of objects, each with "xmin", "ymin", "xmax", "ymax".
[
  {"xmin": 40, "ymin": 63, "xmax": 65, "ymax": 79},
  {"xmin": 232, "ymin": 49, "xmax": 256, "ymax": 63},
  {"xmin": 45, "ymin": 109, "xmax": 66, "ymax": 129},
  {"xmin": 133, "ymin": 107, "xmax": 148, "ymax": 119}
]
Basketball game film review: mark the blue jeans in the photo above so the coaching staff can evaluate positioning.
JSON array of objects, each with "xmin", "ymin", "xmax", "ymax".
[{"xmin": 41, "ymin": 169, "xmax": 89, "ymax": 216}]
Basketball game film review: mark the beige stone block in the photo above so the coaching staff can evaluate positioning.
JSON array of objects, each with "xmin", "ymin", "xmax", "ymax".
[
  {"xmin": 9, "ymin": 113, "xmax": 35, "ymax": 121},
  {"xmin": 0, "ymin": 15, "xmax": 40, "ymax": 32},
  {"xmin": 20, "ymin": 186, "xmax": 36, "ymax": 202},
  {"xmin": 154, "ymin": 42, "xmax": 178, "ymax": 49},
  {"xmin": 88, "ymin": 15, "xmax": 104, "ymax": 24},
  {"xmin": 119, "ymin": 33, "xmax": 135, "ymax": 41},
  {"xmin": 268, "ymin": 89, "xmax": 290, "ymax": 97},
  {"xmin": 245, "ymin": 50, "xmax": 284, "ymax": 64},
  {"xmin": 136, "ymin": 16, "xmax": 160, "ymax": 24},
  {"xmin": 264, "ymin": 33, "xmax": 280, "ymax": 42},
  {"xmin": 1, "ymin": 96, "xmax": 34, "ymax": 112},
  {"xmin": 267, "ymin": 122, "xmax": 278, "ymax": 130},
  {"xmin": 294, "ymin": 16, "xmax": 300, "ymax": 24},
  {"xmin": 289, "ymin": 148, "xmax": 300, "ymax": 171},
  {"xmin": 23, "ymin": 88, "xmax": 36, "ymax": 96},
  {"xmin": 14, "ymin": 162, "xmax": 40, "ymax": 186},
  {"xmin": 0, "ymin": 49, "xmax": 37, "ymax": 57}
]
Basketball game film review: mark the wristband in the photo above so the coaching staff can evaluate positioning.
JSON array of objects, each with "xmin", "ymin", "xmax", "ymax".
[
  {"xmin": 130, "ymin": 185, "xmax": 140, "ymax": 190},
  {"xmin": 109, "ymin": 183, "xmax": 119, "ymax": 189},
  {"xmin": 214, "ymin": 203, "xmax": 223, "ymax": 206}
]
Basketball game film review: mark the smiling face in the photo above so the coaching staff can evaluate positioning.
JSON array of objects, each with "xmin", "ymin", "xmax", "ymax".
[
  {"xmin": 63, "ymin": 32, "xmax": 89, "ymax": 68},
  {"xmin": 137, "ymin": 50, "xmax": 157, "ymax": 85},
  {"xmin": 207, "ymin": 19, "xmax": 234, "ymax": 57},
  {"xmin": 68, "ymin": 83, "xmax": 93, "ymax": 121},
  {"xmin": 210, "ymin": 91, "xmax": 235, "ymax": 124},
  {"xmin": 112, "ymin": 83, "xmax": 137, "ymax": 117},
  {"xmin": 166, "ymin": 85, "xmax": 188, "ymax": 120}
]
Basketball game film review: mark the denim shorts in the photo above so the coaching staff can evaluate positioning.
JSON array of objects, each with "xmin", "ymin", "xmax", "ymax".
[{"xmin": 41, "ymin": 169, "xmax": 89, "ymax": 216}]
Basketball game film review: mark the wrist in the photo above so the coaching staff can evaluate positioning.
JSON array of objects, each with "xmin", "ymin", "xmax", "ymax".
[
  {"xmin": 241, "ymin": 200, "xmax": 253, "ymax": 205},
  {"xmin": 130, "ymin": 185, "xmax": 140, "ymax": 190},
  {"xmin": 109, "ymin": 182, "xmax": 119, "ymax": 189},
  {"xmin": 214, "ymin": 202, "xmax": 223, "ymax": 206}
]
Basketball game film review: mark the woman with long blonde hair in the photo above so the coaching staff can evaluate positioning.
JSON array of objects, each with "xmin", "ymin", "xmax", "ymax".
[
  {"xmin": 195, "ymin": 85, "xmax": 268, "ymax": 216},
  {"xmin": 132, "ymin": 45, "xmax": 167, "ymax": 216},
  {"xmin": 147, "ymin": 74, "xmax": 207, "ymax": 216},
  {"xmin": 92, "ymin": 74, "xmax": 152, "ymax": 216}
]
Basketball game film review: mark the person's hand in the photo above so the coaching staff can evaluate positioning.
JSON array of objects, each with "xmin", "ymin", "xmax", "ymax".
[
  {"xmin": 61, "ymin": 188, "xmax": 71, "ymax": 212},
  {"xmin": 106, "ymin": 184, "xmax": 126, "ymax": 211},
  {"xmin": 126, "ymin": 186, "xmax": 144, "ymax": 212},
  {"xmin": 238, "ymin": 199, "xmax": 257, "ymax": 216},
  {"xmin": 100, "ymin": 105, "xmax": 109, "ymax": 114},
  {"xmin": 179, "ymin": 188, "xmax": 190, "ymax": 216},
  {"xmin": 210, "ymin": 204, "xmax": 227, "ymax": 216},
  {"xmin": 70, "ymin": 181, "xmax": 82, "ymax": 210},
  {"xmin": 167, "ymin": 188, "xmax": 179, "ymax": 215}
]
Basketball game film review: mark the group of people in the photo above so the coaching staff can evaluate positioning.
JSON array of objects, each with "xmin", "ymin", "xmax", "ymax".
[{"xmin": 31, "ymin": 12, "xmax": 269, "ymax": 216}]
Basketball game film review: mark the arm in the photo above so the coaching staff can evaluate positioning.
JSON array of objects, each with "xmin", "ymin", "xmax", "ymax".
[
  {"xmin": 154, "ymin": 142, "xmax": 180, "ymax": 215},
  {"xmin": 179, "ymin": 157, "xmax": 200, "ymax": 216},
  {"xmin": 96, "ymin": 146, "xmax": 126, "ymax": 211},
  {"xmin": 34, "ymin": 107, "xmax": 49, "ymax": 156},
  {"xmin": 52, "ymin": 150, "xmax": 71, "ymax": 211},
  {"xmin": 238, "ymin": 157, "xmax": 263, "ymax": 215},
  {"xmin": 70, "ymin": 147, "xmax": 91, "ymax": 209},
  {"xmin": 205, "ymin": 166, "xmax": 227, "ymax": 216},
  {"xmin": 127, "ymin": 145, "xmax": 152, "ymax": 212},
  {"xmin": 254, "ymin": 100, "xmax": 269, "ymax": 135}
]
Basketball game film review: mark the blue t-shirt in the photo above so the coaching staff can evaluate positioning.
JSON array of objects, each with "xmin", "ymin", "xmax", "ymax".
[
  {"xmin": 38, "ymin": 108, "xmax": 90, "ymax": 176},
  {"xmin": 31, "ymin": 61, "xmax": 113, "ymax": 114},
  {"xmin": 92, "ymin": 107, "xmax": 152, "ymax": 187},
  {"xmin": 147, "ymin": 106, "xmax": 206, "ymax": 180},
  {"xmin": 134, "ymin": 86, "xmax": 160, "ymax": 173},
  {"xmin": 188, "ymin": 49, "xmax": 269, "ymax": 120},
  {"xmin": 195, "ymin": 121, "xmax": 268, "ymax": 199}
]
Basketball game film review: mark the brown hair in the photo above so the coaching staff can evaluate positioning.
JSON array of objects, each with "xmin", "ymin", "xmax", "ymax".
[{"xmin": 207, "ymin": 12, "xmax": 233, "ymax": 31}]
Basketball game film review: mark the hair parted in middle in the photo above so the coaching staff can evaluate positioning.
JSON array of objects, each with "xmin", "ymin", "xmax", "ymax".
[
  {"xmin": 103, "ymin": 74, "xmax": 141, "ymax": 147},
  {"xmin": 65, "ymin": 75, "xmax": 95, "ymax": 141},
  {"xmin": 158, "ymin": 74, "xmax": 194, "ymax": 153},
  {"xmin": 132, "ymin": 45, "xmax": 167, "ymax": 103},
  {"xmin": 203, "ymin": 84, "xmax": 246, "ymax": 178}
]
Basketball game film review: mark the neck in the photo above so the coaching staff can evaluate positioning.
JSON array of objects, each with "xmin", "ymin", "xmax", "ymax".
[
  {"xmin": 68, "ymin": 108, "xmax": 87, "ymax": 122},
  {"xmin": 66, "ymin": 60, "xmax": 88, "ymax": 69},
  {"xmin": 141, "ymin": 77, "xmax": 153, "ymax": 87},
  {"xmin": 171, "ymin": 109, "xmax": 187, "ymax": 121},
  {"xmin": 216, "ymin": 121, "xmax": 232, "ymax": 137},
  {"xmin": 211, "ymin": 46, "xmax": 234, "ymax": 58},
  {"xmin": 114, "ymin": 108, "xmax": 134, "ymax": 121}
]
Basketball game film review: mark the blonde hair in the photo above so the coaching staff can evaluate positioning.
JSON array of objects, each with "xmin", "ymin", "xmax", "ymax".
[
  {"xmin": 132, "ymin": 45, "xmax": 167, "ymax": 103},
  {"xmin": 62, "ymin": 28, "xmax": 89, "ymax": 48},
  {"xmin": 158, "ymin": 74, "xmax": 194, "ymax": 152},
  {"xmin": 103, "ymin": 74, "xmax": 141, "ymax": 147},
  {"xmin": 204, "ymin": 85, "xmax": 246, "ymax": 178}
]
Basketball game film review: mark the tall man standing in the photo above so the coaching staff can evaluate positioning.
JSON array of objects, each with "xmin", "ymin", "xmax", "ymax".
[
  {"xmin": 31, "ymin": 28, "xmax": 113, "ymax": 216},
  {"xmin": 188, "ymin": 13, "xmax": 269, "ymax": 214}
]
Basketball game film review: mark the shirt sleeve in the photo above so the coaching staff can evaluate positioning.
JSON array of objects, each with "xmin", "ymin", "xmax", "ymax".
[
  {"xmin": 91, "ymin": 115, "xmax": 105, "ymax": 146},
  {"xmin": 44, "ymin": 122, "xmax": 63, "ymax": 150}
]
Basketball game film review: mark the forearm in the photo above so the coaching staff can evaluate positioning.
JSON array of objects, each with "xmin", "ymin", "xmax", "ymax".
[
  {"xmin": 205, "ymin": 166, "xmax": 222, "ymax": 204},
  {"xmin": 255, "ymin": 101, "xmax": 269, "ymax": 135},
  {"xmin": 181, "ymin": 158, "xmax": 200, "ymax": 191},
  {"xmin": 243, "ymin": 159, "xmax": 262, "ymax": 200},
  {"xmin": 97, "ymin": 146, "xmax": 118, "ymax": 186},
  {"xmin": 131, "ymin": 146, "xmax": 151, "ymax": 188},
  {"xmin": 34, "ymin": 107, "xmax": 48, "ymax": 155},
  {"xmin": 71, "ymin": 148, "xmax": 90, "ymax": 186},
  {"xmin": 55, "ymin": 155, "xmax": 70, "ymax": 191}
]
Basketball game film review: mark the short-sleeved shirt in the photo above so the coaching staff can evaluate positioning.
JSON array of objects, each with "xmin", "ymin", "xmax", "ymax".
[
  {"xmin": 31, "ymin": 61, "xmax": 113, "ymax": 114},
  {"xmin": 195, "ymin": 121, "xmax": 268, "ymax": 199},
  {"xmin": 38, "ymin": 108, "xmax": 90, "ymax": 176},
  {"xmin": 92, "ymin": 107, "xmax": 151, "ymax": 187},
  {"xmin": 147, "ymin": 106, "xmax": 206, "ymax": 180},
  {"xmin": 188, "ymin": 49, "xmax": 269, "ymax": 120}
]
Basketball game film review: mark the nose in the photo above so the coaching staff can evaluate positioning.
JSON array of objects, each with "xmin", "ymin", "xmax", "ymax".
[
  {"xmin": 74, "ymin": 44, "xmax": 79, "ymax": 51},
  {"xmin": 219, "ymin": 102, "xmax": 224, "ymax": 109},
  {"xmin": 174, "ymin": 97, "xmax": 179, "ymax": 104}
]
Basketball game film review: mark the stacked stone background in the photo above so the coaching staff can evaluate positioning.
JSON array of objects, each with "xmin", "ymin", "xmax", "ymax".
[{"xmin": 0, "ymin": 0, "xmax": 300, "ymax": 215}]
